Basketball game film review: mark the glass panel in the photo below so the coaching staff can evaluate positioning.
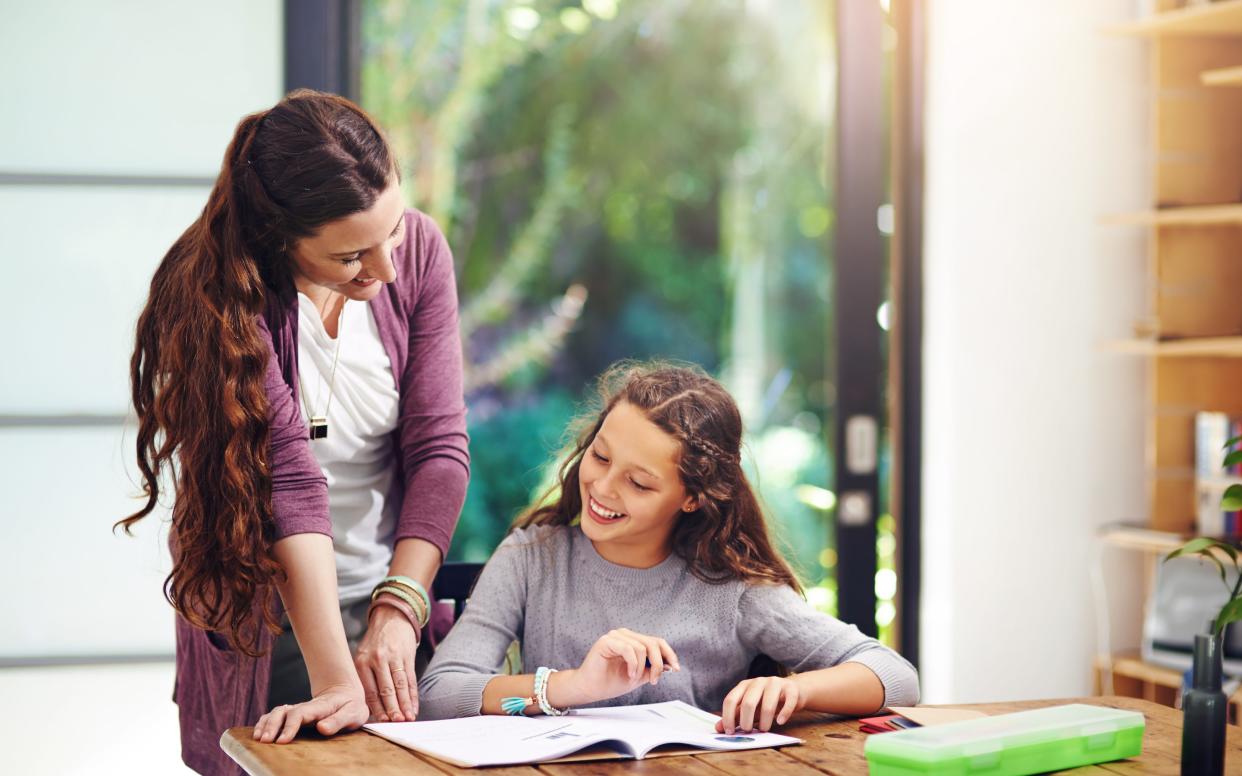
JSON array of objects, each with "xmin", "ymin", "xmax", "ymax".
[
  {"xmin": 0, "ymin": 186, "xmax": 210, "ymax": 414},
  {"xmin": 0, "ymin": 0, "xmax": 282, "ymax": 176},
  {"xmin": 0, "ymin": 427, "xmax": 174, "ymax": 657},
  {"xmin": 362, "ymin": 0, "xmax": 840, "ymax": 610}
]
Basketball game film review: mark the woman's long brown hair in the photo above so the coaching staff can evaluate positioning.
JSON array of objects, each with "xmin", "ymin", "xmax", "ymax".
[
  {"xmin": 116, "ymin": 90, "xmax": 395, "ymax": 656},
  {"xmin": 515, "ymin": 362, "xmax": 802, "ymax": 593}
]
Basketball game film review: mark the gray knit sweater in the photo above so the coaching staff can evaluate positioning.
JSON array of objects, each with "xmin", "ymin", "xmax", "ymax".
[{"xmin": 418, "ymin": 525, "xmax": 919, "ymax": 720}]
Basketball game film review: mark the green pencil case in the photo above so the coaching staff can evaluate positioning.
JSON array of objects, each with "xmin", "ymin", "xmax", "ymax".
[{"xmin": 864, "ymin": 703, "xmax": 1145, "ymax": 776}]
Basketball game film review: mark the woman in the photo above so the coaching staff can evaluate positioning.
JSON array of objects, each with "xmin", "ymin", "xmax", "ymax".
[{"xmin": 118, "ymin": 89, "xmax": 470, "ymax": 775}]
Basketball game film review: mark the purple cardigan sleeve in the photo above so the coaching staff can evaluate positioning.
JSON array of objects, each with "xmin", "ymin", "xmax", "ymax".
[
  {"xmin": 256, "ymin": 314, "xmax": 332, "ymax": 539},
  {"xmin": 394, "ymin": 214, "xmax": 470, "ymax": 555}
]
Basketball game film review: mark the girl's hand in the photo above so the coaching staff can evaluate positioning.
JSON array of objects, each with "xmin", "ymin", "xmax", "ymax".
[
  {"xmin": 252, "ymin": 682, "xmax": 368, "ymax": 743},
  {"xmin": 716, "ymin": 676, "xmax": 805, "ymax": 734},
  {"xmin": 354, "ymin": 603, "xmax": 420, "ymax": 722},
  {"xmin": 562, "ymin": 628, "xmax": 680, "ymax": 706}
]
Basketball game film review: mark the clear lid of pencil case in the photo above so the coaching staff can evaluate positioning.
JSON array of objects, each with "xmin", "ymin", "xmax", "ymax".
[{"xmin": 864, "ymin": 704, "xmax": 1144, "ymax": 773}]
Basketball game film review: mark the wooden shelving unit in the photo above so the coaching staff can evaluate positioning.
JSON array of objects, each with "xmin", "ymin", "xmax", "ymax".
[{"xmin": 1100, "ymin": 0, "xmax": 1242, "ymax": 717}]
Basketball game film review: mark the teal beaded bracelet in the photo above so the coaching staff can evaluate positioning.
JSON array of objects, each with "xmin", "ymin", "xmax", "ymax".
[
  {"xmin": 535, "ymin": 666, "xmax": 568, "ymax": 717},
  {"xmin": 501, "ymin": 667, "xmax": 570, "ymax": 716}
]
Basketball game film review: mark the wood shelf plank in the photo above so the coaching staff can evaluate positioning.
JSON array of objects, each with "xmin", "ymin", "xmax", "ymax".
[
  {"xmin": 1203, "ymin": 63, "xmax": 1242, "ymax": 85},
  {"xmin": 1098, "ymin": 524, "xmax": 1189, "ymax": 553},
  {"xmin": 1109, "ymin": 0, "xmax": 1242, "ymax": 37},
  {"xmin": 1103, "ymin": 203, "xmax": 1242, "ymax": 226},
  {"xmin": 1095, "ymin": 652, "xmax": 1184, "ymax": 690},
  {"xmin": 1108, "ymin": 336, "xmax": 1242, "ymax": 357},
  {"xmin": 1098, "ymin": 524, "xmax": 1239, "ymax": 559}
]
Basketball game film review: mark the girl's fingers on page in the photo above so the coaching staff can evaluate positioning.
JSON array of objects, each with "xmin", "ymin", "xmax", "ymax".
[
  {"xmin": 719, "ymin": 680, "xmax": 747, "ymax": 734},
  {"xmin": 737, "ymin": 680, "xmax": 767, "ymax": 733},
  {"xmin": 776, "ymin": 682, "xmax": 800, "ymax": 725},
  {"xmin": 757, "ymin": 680, "xmax": 784, "ymax": 731}
]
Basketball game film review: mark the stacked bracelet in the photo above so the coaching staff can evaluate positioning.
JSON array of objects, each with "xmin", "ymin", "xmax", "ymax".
[
  {"xmin": 501, "ymin": 667, "xmax": 570, "ymax": 717},
  {"xmin": 370, "ymin": 575, "xmax": 431, "ymax": 628},
  {"xmin": 366, "ymin": 594, "xmax": 422, "ymax": 644},
  {"xmin": 370, "ymin": 584, "xmax": 426, "ymax": 626},
  {"xmin": 535, "ymin": 666, "xmax": 569, "ymax": 716}
]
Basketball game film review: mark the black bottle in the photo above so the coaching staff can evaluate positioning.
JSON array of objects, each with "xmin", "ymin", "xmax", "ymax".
[{"xmin": 1181, "ymin": 632, "xmax": 1226, "ymax": 776}]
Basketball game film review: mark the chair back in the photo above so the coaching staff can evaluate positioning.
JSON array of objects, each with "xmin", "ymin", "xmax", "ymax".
[{"xmin": 433, "ymin": 561, "xmax": 484, "ymax": 621}]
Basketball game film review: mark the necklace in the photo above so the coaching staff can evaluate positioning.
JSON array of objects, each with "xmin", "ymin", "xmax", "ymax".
[{"xmin": 301, "ymin": 298, "xmax": 346, "ymax": 440}]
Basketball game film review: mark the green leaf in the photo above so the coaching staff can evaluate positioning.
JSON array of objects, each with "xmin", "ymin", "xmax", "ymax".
[
  {"xmin": 1214, "ymin": 597, "xmax": 1242, "ymax": 636},
  {"xmin": 1167, "ymin": 537, "xmax": 1224, "ymax": 560},
  {"xmin": 1166, "ymin": 540, "xmax": 1232, "ymax": 585},
  {"xmin": 1224, "ymin": 435, "xmax": 1242, "ymax": 451},
  {"xmin": 1224, "ymin": 450, "xmax": 1242, "ymax": 469},
  {"xmin": 1224, "ymin": 484, "xmax": 1242, "ymax": 512}
]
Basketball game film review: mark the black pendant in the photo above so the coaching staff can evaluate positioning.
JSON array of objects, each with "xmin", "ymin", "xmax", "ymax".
[{"xmin": 309, "ymin": 416, "xmax": 328, "ymax": 440}]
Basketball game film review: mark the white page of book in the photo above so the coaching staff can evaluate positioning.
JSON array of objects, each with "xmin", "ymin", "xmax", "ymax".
[{"xmin": 364, "ymin": 701, "xmax": 801, "ymax": 767}]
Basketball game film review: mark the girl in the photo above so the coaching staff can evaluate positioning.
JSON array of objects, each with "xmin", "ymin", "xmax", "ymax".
[
  {"xmin": 120, "ymin": 90, "xmax": 469, "ymax": 774},
  {"xmin": 418, "ymin": 362, "xmax": 917, "ymax": 732}
]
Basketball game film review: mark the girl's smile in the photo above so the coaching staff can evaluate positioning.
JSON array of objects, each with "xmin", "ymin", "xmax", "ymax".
[{"xmin": 586, "ymin": 495, "xmax": 627, "ymax": 523}]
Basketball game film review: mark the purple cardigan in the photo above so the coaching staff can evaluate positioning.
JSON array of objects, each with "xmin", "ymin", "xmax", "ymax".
[{"xmin": 173, "ymin": 209, "xmax": 470, "ymax": 776}]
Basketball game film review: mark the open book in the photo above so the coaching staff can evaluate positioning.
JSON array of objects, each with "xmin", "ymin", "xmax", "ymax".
[{"xmin": 363, "ymin": 700, "xmax": 803, "ymax": 767}]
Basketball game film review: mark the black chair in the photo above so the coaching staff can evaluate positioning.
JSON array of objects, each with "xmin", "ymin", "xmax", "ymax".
[
  {"xmin": 415, "ymin": 562, "xmax": 485, "ymax": 673},
  {"xmin": 433, "ymin": 561, "xmax": 484, "ymax": 621}
]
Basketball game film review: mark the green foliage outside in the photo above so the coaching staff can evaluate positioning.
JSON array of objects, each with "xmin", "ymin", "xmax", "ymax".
[{"xmin": 361, "ymin": 0, "xmax": 842, "ymax": 611}]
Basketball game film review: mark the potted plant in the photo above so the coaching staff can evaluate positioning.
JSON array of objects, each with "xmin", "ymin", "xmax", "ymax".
[{"xmin": 1166, "ymin": 440, "xmax": 1242, "ymax": 775}]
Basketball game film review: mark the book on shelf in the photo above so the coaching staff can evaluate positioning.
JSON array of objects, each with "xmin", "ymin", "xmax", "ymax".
[
  {"xmin": 1195, "ymin": 411, "xmax": 1242, "ymax": 536},
  {"xmin": 362, "ymin": 700, "xmax": 802, "ymax": 768}
]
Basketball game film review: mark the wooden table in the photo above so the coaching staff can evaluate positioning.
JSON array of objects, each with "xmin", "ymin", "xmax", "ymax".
[{"xmin": 221, "ymin": 696, "xmax": 1239, "ymax": 775}]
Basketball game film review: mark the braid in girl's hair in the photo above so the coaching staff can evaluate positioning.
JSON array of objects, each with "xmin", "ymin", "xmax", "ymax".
[{"xmin": 682, "ymin": 434, "xmax": 741, "ymax": 467}]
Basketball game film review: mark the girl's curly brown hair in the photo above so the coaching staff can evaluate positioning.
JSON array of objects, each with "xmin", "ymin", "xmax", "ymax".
[{"xmin": 515, "ymin": 361, "xmax": 801, "ymax": 592}]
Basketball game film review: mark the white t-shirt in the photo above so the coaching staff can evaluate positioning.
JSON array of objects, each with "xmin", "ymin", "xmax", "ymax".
[{"xmin": 296, "ymin": 294, "xmax": 401, "ymax": 605}]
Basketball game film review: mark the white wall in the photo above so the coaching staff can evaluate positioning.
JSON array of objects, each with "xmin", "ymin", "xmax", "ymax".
[
  {"xmin": 0, "ymin": 0, "xmax": 283, "ymax": 659},
  {"xmin": 922, "ymin": 0, "xmax": 1149, "ymax": 702}
]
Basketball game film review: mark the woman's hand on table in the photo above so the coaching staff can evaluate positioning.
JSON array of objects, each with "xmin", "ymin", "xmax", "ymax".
[
  {"xmin": 252, "ymin": 682, "xmax": 369, "ymax": 743},
  {"xmin": 716, "ymin": 675, "xmax": 805, "ymax": 734},
  {"xmin": 355, "ymin": 603, "xmax": 421, "ymax": 722}
]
